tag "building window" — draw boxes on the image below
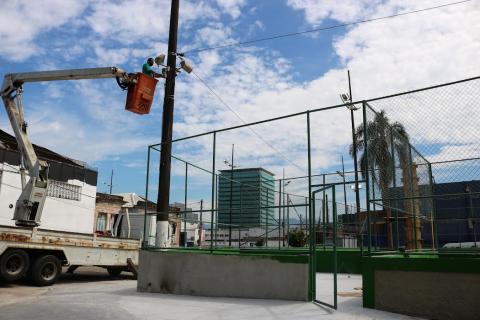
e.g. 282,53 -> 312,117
47,180 -> 82,201
96,212 -> 107,231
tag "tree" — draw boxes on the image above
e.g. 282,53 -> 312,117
288,229 -> 307,247
255,238 -> 265,247
350,110 -> 411,249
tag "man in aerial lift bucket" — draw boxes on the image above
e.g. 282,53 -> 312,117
142,58 -> 163,78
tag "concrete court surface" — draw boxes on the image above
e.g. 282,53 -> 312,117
0,270 -> 423,320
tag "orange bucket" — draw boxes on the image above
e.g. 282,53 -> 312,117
125,73 -> 159,115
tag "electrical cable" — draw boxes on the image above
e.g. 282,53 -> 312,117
191,70 -> 307,174
181,0 -> 473,55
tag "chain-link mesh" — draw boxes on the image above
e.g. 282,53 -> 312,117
142,76 -> 480,255
364,78 -> 480,252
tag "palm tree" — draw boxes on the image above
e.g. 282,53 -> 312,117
350,110 -> 410,249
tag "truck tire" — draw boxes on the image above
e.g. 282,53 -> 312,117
0,249 -> 30,282
30,255 -> 61,286
107,267 -> 122,277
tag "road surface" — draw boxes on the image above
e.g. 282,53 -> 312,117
0,270 -> 421,320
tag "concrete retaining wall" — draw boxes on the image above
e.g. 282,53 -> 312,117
375,270 -> 480,320
138,250 -> 309,301
362,255 -> 480,320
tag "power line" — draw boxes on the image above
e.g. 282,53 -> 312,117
191,70 -> 306,173
181,0 -> 472,55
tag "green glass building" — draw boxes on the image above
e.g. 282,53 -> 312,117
218,168 -> 275,228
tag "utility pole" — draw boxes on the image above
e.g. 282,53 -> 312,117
109,169 -> 113,195
156,0 -> 179,247
104,169 -> 114,194
348,70 -> 362,249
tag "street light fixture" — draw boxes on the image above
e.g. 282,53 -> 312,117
153,52 -> 193,77
339,93 -> 359,111
179,60 -> 193,74
154,54 -> 166,66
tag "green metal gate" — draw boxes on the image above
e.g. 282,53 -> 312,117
309,184 -> 338,309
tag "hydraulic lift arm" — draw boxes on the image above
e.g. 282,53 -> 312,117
0,67 -> 134,227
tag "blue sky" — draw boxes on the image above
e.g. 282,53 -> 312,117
0,0 -> 479,209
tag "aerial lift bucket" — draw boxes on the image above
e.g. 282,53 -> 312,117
125,73 -> 158,115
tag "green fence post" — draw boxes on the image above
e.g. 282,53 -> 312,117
240,183 -> 243,248
408,145 -> 417,250
326,194 -> 329,245
390,127 -> 400,250
266,188 -> 269,248
278,179 -> 282,249
332,186 -> 338,309
362,102 -> 372,255
184,162 -> 188,248
372,183 -> 377,250
323,174 -> 327,248
210,132 -> 216,253
428,163 -> 438,250
307,110 -> 315,301
215,175 -> 218,247
286,194 -> 290,248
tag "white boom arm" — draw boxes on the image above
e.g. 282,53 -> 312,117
1,67 -> 133,227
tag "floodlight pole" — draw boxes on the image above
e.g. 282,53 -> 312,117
348,71 -> 361,216
156,0 -> 179,247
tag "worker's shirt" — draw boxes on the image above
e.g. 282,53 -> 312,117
142,63 -> 154,77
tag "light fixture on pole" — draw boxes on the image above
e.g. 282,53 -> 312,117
153,53 -> 193,79
339,93 -> 359,111
179,59 -> 193,74
154,54 -> 166,66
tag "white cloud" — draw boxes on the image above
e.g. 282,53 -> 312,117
247,20 -> 265,36
195,23 -> 234,47
0,0 -> 88,60
0,0 -> 222,61
93,46 -> 131,65
287,0 -> 381,25
86,0 -> 220,43
86,0 -> 170,43
196,50 -> 223,76
216,0 -> 247,19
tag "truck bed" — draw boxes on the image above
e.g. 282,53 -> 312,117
0,225 -> 140,266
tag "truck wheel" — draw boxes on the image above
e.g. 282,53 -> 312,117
30,255 -> 61,286
107,267 -> 122,277
0,249 -> 30,282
